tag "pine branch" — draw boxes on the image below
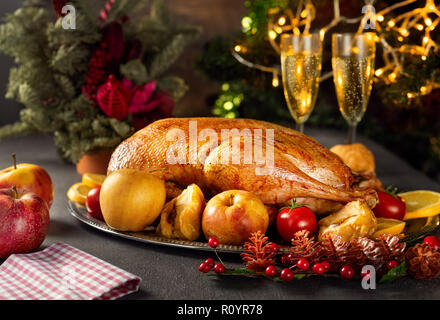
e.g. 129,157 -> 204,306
148,32 -> 198,79
50,44 -> 91,76
120,59 -> 148,85
150,0 -> 171,25
53,74 -> 77,99
0,122 -> 36,140
157,76 -> 188,101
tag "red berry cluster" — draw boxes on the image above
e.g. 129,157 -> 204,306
198,236 -> 409,282
263,257 -> 333,282
198,259 -> 226,274
82,42 -> 110,103
198,237 -> 227,275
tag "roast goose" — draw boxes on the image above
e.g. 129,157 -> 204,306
107,118 -> 377,211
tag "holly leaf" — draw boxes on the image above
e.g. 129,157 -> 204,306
293,273 -> 309,280
203,268 -> 256,277
379,261 -> 408,283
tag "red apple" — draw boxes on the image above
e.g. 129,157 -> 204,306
0,154 -> 54,207
0,187 -> 50,258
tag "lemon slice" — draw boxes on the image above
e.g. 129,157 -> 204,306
399,190 -> 440,220
82,173 -> 106,188
67,183 -> 91,205
372,218 -> 406,238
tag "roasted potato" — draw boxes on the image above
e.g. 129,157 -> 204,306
330,143 -> 375,173
318,200 -> 377,242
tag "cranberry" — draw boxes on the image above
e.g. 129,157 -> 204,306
423,236 -> 440,251
198,262 -> 211,273
296,258 -> 309,271
312,263 -> 325,275
213,263 -> 226,274
321,261 -> 330,272
269,243 -> 279,253
265,265 -> 277,277
281,254 -> 288,264
204,258 -> 215,267
280,268 -> 294,282
387,260 -> 399,270
340,265 -> 354,279
208,237 -> 219,248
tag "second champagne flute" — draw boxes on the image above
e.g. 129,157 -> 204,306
332,32 -> 376,144
281,33 -> 323,133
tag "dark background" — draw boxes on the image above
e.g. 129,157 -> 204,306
0,0 -> 246,125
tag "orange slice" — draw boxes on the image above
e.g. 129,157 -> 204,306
372,218 -> 406,238
82,173 -> 106,188
399,190 -> 440,220
67,183 -> 91,205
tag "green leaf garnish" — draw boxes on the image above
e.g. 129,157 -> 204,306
379,261 -> 408,283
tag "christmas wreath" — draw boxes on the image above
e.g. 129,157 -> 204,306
0,0 -> 201,163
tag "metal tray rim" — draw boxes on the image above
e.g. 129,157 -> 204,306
68,200 -> 439,253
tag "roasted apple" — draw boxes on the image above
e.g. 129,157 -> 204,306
202,190 -> 269,245
318,200 -> 377,242
157,184 -> 205,241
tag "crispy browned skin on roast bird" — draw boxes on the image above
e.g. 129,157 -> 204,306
107,118 -> 377,207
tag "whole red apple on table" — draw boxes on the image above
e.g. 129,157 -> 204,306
0,187 -> 50,259
0,154 -> 54,207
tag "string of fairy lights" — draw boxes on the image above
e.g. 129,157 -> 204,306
231,0 -> 440,103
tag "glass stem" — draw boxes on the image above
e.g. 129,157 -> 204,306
347,123 -> 357,144
296,122 -> 305,133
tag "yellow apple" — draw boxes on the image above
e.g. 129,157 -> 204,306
100,169 -> 166,231
202,190 -> 269,245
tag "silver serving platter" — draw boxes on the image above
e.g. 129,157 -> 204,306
68,200 -> 291,253
68,200 -> 439,252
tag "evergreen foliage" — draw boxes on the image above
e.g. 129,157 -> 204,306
0,0 -> 201,163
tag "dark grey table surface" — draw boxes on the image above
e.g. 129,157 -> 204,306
1,128 -> 439,300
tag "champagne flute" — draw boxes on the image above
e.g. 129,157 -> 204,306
280,33 -> 323,133
332,32 -> 376,144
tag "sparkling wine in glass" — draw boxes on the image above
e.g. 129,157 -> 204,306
281,33 -> 323,133
332,32 -> 376,143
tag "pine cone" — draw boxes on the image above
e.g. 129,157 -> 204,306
356,237 -> 385,269
340,239 -> 369,271
241,231 -> 276,272
376,234 -> 406,262
319,235 -> 349,271
288,230 -> 321,265
406,243 -> 440,280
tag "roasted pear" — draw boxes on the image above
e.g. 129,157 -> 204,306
157,184 -> 205,241
318,200 -> 377,242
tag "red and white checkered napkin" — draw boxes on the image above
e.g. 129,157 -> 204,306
0,242 -> 141,300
